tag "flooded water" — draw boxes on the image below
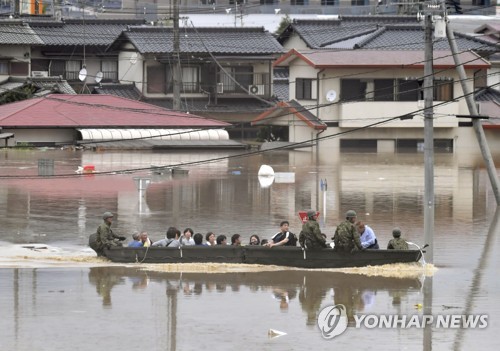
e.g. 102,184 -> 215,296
0,148 -> 499,350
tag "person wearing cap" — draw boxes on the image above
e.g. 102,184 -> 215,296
298,210 -> 327,249
95,212 -> 126,256
387,228 -> 409,250
333,210 -> 363,252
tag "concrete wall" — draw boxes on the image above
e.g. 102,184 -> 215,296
1,129 -> 75,146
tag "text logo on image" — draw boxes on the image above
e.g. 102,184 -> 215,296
317,304 -> 348,339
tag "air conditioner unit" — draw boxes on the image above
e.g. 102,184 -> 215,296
248,84 -> 265,95
216,83 -> 224,94
32,71 -> 49,78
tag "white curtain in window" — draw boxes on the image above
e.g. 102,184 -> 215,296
66,60 -> 80,72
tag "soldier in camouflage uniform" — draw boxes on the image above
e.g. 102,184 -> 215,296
299,210 -> 327,249
333,210 -> 363,252
93,212 -> 126,256
387,227 -> 409,250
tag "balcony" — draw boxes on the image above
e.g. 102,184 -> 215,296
339,101 -> 460,128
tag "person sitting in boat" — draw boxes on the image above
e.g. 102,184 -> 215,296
139,231 -> 153,247
267,221 -> 297,247
231,234 -> 242,246
205,232 -> 216,246
216,235 -> 227,245
299,210 -> 327,249
387,227 -> 409,250
261,239 -> 269,246
180,228 -> 195,246
193,233 -> 204,246
249,234 -> 260,245
128,232 -> 142,247
94,212 -> 126,256
332,210 -> 363,253
355,221 -> 380,249
152,226 -> 181,248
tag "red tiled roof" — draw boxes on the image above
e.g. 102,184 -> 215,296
274,49 -> 490,69
0,94 -> 230,128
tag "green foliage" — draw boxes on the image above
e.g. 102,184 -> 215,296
256,126 -> 288,142
274,15 -> 292,36
0,84 -> 37,106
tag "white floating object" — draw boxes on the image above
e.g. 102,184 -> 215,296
268,329 -> 287,338
258,164 -> 274,177
75,166 -> 83,174
258,175 -> 274,188
274,172 -> 295,183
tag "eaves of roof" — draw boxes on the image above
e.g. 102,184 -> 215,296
252,100 -> 326,130
274,49 -> 490,69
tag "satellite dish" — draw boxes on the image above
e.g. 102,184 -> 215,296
130,53 -> 138,65
326,90 -> 337,102
95,71 -> 103,83
78,67 -> 87,82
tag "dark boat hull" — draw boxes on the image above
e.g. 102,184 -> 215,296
102,246 -> 422,268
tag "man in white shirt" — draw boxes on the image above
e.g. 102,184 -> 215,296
355,221 -> 379,249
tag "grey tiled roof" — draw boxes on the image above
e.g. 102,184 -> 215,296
0,76 -> 75,96
279,16 -> 419,49
30,77 -> 76,95
357,25 -> 498,52
115,27 -> 284,55
475,87 -> 500,103
93,83 -> 142,100
29,19 -> 145,46
0,23 -> 43,45
273,81 -> 289,102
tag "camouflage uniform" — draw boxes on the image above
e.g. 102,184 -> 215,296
95,222 -> 122,255
387,237 -> 409,250
299,219 -> 327,249
333,220 -> 363,252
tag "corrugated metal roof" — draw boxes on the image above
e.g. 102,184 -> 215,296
114,26 -> 284,55
0,94 -> 231,128
252,100 -> 326,130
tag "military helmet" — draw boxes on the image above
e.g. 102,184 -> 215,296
307,209 -> 317,218
392,227 -> 402,237
345,210 -> 357,218
102,211 -> 114,220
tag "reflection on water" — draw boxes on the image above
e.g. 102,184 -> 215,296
1,149 -> 500,349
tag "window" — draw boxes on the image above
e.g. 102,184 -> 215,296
260,0 -> 277,3
296,78 -> 316,100
291,0 -> 307,5
218,66 -> 253,93
396,79 -> 420,101
433,80 -> 453,101
181,66 -> 199,93
321,0 -> 336,4
0,61 -> 8,74
351,0 -> 366,5
341,79 -> 366,101
341,78 -> 453,102
65,60 -> 81,80
10,62 -> 29,76
147,65 -> 166,94
101,60 -> 118,81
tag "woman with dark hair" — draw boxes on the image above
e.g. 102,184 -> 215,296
180,227 -> 195,246
249,234 -> 260,245
216,235 -> 227,245
205,232 -> 216,246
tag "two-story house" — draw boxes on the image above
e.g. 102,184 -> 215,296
105,25 -> 284,138
252,17 -> 498,154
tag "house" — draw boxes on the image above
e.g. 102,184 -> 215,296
0,94 -> 237,148
252,17 -> 499,153
105,25 -> 284,139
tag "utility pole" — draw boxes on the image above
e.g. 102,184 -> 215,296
423,5 -> 435,264
172,0 -> 181,111
444,15 -> 500,205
